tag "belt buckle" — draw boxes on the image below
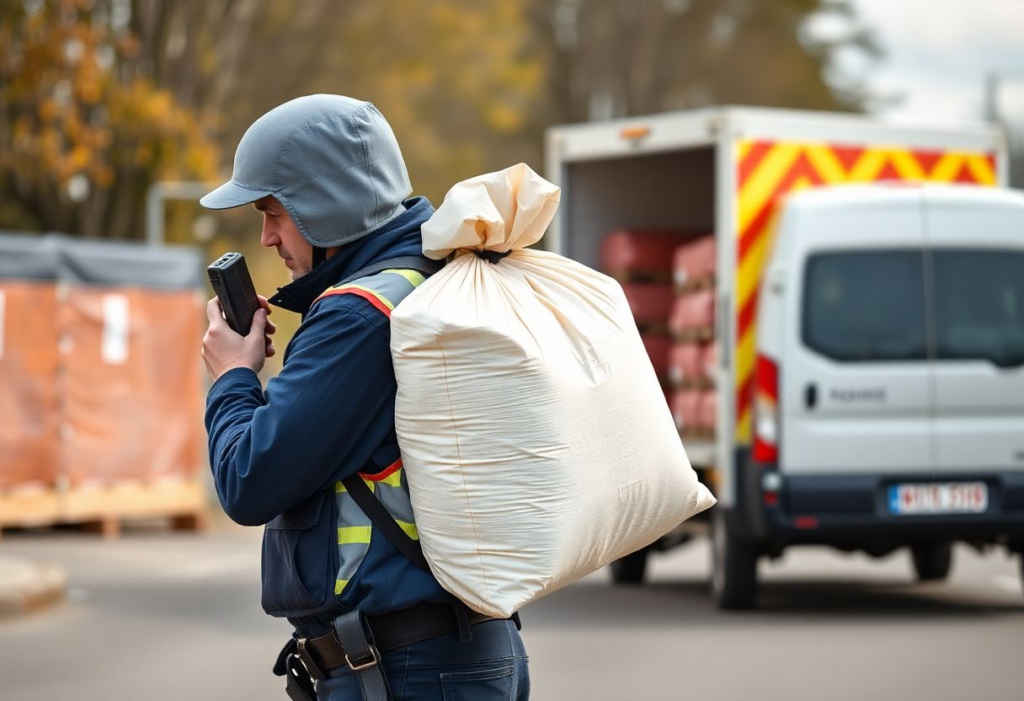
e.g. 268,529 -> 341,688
295,638 -> 328,681
345,644 -> 380,672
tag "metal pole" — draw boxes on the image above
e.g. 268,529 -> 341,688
984,72 -> 1001,124
145,181 -> 219,247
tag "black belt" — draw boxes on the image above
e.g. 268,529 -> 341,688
274,602 -> 520,701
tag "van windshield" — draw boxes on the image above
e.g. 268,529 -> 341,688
933,250 -> 1024,368
803,251 -> 927,362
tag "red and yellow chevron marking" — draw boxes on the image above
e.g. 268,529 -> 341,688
734,140 -> 998,444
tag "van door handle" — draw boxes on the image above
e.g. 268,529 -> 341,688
805,383 -> 818,410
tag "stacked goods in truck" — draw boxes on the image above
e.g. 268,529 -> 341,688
601,231 -> 683,396
669,341 -> 717,389
673,236 -> 716,291
668,342 -> 703,386
641,333 -> 672,385
670,390 -> 702,434
702,342 -> 718,380
668,235 -> 718,438
621,282 -> 674,329
669,289 -> 715,340
600,230 -> 680,283
697,391 -> 717,437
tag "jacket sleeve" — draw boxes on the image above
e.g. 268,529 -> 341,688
205,305 -> 396,526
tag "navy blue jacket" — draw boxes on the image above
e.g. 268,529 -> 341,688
206,197 -> 450,636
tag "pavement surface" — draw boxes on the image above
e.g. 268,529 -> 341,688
0,517 -> 1022,701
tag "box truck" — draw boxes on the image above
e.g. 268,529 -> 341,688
545,107 -> 1024,608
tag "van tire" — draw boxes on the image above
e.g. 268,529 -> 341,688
711,510 -> 759,609
610,549 -> 648,584
1019,553 -> 1023,596
911,542 -> 953,581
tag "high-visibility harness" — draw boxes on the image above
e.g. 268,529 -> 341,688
314,268 -> 428,597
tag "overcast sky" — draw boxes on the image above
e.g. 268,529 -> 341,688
844,0 -> 1024,127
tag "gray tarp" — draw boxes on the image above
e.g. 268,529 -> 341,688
0,233 -> 203,289
0,234 -> 62,281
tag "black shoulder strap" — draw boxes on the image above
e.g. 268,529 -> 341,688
341,473 -> 431,573
337,255 -> 444,287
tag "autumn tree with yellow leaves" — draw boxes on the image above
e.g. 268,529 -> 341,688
0,0 -> 218,238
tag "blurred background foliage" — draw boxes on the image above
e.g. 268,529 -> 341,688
0,0 -> 880,239
0,0 -> 880,371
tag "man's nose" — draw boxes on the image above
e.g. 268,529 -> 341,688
260,220 -> 278,248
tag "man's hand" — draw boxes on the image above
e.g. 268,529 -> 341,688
203,295 -> 277,382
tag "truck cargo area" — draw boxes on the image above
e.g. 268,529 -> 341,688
557,147 -> 720,469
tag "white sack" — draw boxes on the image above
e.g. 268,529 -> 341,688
392,163 -> 716,618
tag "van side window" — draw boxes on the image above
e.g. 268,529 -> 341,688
802,251 -> 927,362
933,250 -> 1024,368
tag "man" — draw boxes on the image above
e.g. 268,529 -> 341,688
200,95 -> 529,701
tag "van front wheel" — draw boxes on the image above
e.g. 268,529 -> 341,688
911,542 -> 953,581
1019,553 -> 1023,596
711,509 -> 759,610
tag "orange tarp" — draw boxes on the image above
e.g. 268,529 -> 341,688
0,282 -> 60,489
61,288 -> 204,486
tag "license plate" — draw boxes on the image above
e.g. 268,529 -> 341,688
888,482 -> 988,515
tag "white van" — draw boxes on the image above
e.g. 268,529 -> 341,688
545,107 -> 1024,608
723,184 -> 1024,606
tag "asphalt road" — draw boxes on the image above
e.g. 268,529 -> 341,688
1,518 -> 1022,701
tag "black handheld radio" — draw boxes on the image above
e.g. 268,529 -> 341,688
207,252 -> 260,335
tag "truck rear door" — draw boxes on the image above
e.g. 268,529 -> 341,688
781,195 -> 933,475
925,191 -> 1024,473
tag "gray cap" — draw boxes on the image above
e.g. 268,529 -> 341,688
200,94 -> 412,248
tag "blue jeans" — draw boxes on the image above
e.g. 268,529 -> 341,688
316,619 -> 529,700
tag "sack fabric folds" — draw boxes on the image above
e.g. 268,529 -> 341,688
391,163 -> 716,618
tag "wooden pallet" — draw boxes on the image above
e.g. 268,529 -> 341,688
670,377 -> 716,391
675,274 -> 716,295
673,325 -> 715,342
0,486 -> 61,535
607,269 -> 673,285
636,321 -> 670,336
0,478 -> 208,539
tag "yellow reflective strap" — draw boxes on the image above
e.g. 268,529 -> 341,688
338,526 -> 372,545
378,470 -> 403,488
335,579 -> 349,596
337,479 -> 375,493
382,269 -> 426,288
345,283 -> 395,310
395,520 -> 418,540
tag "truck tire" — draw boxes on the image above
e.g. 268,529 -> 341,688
610,549 -> 648,584
911,542 -> 953,581
711,509 -> 759,610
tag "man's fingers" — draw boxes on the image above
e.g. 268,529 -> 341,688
206,297 -> 225,325
265,319 -> 277,335
257,295 -> 272,314
247,308 -> 269,338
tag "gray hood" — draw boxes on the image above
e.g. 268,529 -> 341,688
201,95 -> 412,248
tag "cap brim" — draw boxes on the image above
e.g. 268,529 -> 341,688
199,180 -> 273,210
